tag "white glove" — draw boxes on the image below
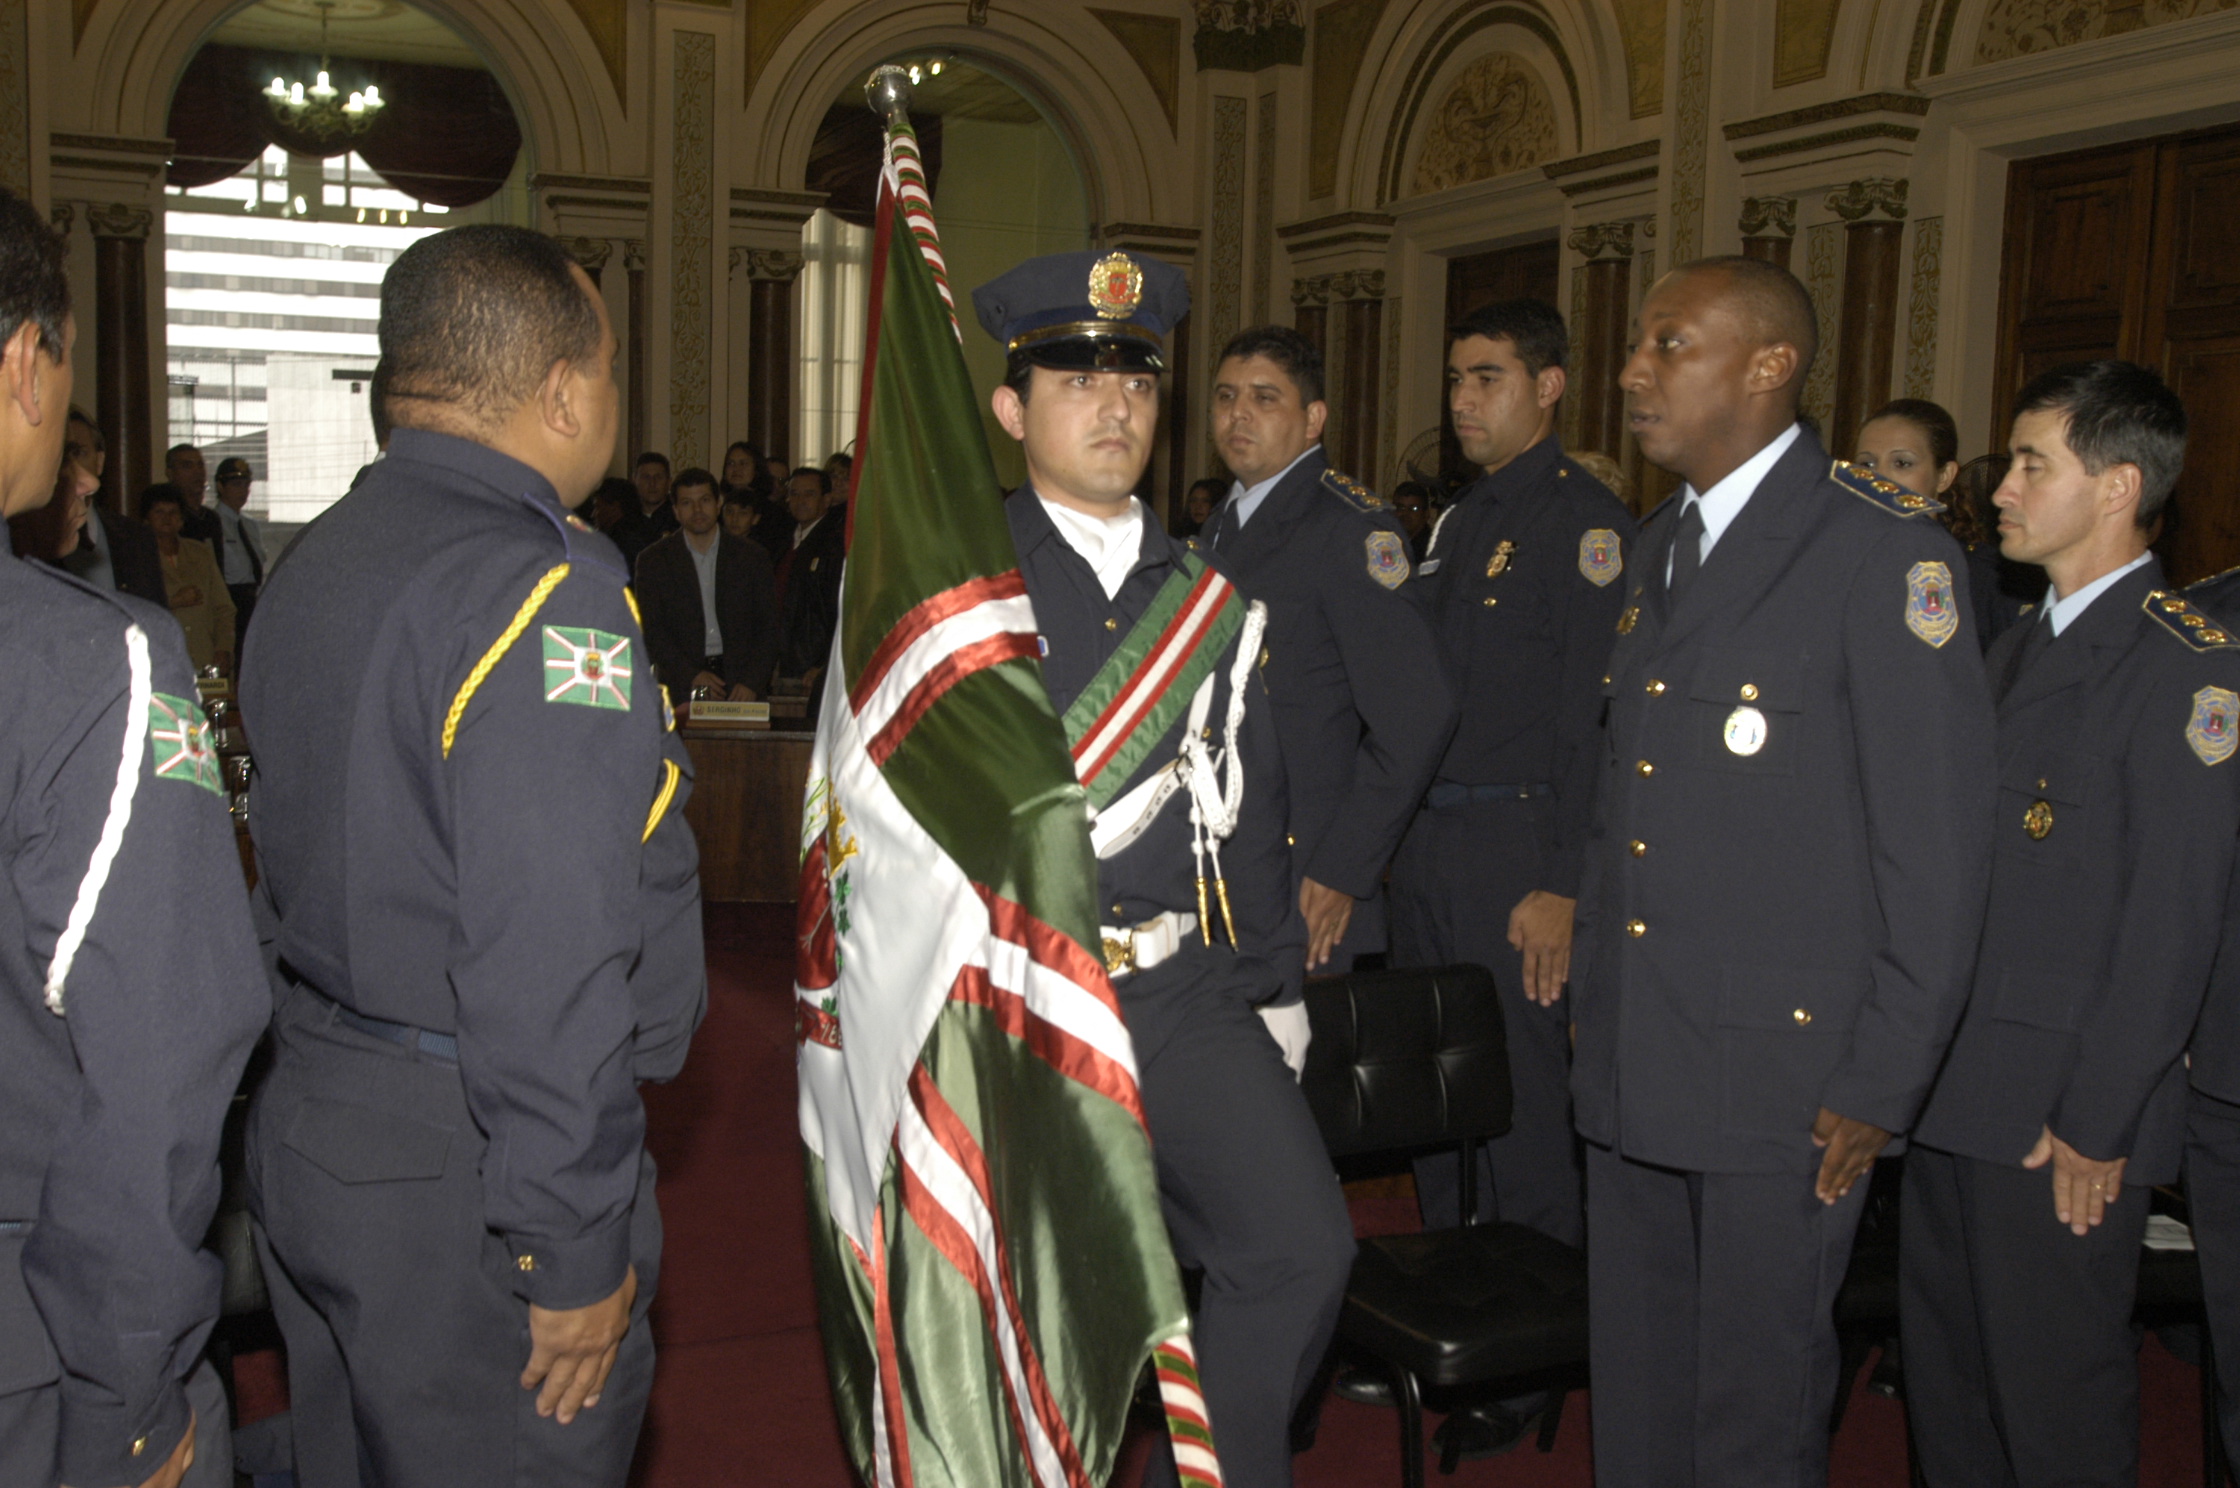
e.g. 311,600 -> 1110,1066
1258,1001 -> 1311,1081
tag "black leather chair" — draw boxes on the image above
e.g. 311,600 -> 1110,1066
1299,964 -> 1590,1487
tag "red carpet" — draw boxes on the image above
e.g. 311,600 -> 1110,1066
612,903 -> 2217,1486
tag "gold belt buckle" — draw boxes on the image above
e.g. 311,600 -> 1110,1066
1102,931 -> 1137,975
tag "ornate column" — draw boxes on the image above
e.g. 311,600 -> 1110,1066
1566,220 -> 1636,461
1826,178 -> 1908,459
88,202 -> 153,516
1291,274 -> 1330,360
745,250 -> 803,463
1330,271 -> 1385,483
1739,197 -> 1797,270
558,236 -> 614,277
622,240 -> 648,462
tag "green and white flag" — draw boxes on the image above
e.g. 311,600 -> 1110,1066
795,96 -> 1220,1488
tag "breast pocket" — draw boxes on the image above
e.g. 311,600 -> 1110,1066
1689,649 -> 1807,776
1995,753 -> 2094,867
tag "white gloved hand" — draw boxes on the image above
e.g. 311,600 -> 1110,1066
1258,1001 -> 1311,1081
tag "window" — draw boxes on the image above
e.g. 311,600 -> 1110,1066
796,208 -> 872,469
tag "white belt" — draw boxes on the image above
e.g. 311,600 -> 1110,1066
1099,911 -> 1198,979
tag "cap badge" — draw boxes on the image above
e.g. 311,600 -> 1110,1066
1089,252 -> 1144,320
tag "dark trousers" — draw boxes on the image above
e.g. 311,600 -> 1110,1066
1126,950 -> 1356,1488
2190,1093 -> 2240,1470
1900,1145 -> 2149,1488
230,583 -> 257,661
1584,1140 -> 1867,1488
1389,795 -> 1580,1243
0,1356 -> 232,1488
247,989 -> 660,1488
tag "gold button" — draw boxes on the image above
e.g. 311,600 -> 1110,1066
2038,778 -> 2048,790
1626,919 -> 1646,938
1602,675 -> 1612,686
1483,597 -> 1498,607
131,1436 -> 148,1457
1112,904 -> 1124,917
1286,834 -> 1296,846
1629,840 -> 1647,857
1637,760 -> 1654,777
1104,618 -> 1118,632
1793,1009 -> 1813,1026
1740,683 -> 1759,701
516,1254 -> 537,1273
1647,679 -> 1666,696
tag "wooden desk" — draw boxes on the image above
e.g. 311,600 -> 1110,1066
681,728 -> 814,903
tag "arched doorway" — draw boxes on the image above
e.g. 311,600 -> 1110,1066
796,55 -> 1090,491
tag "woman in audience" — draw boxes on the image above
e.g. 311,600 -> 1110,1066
141,482 -> 234,674
1855,398 -> 2022,649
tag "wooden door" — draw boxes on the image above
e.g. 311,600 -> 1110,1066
1994,122 -> 2240,581
1436,239 -> 1560,484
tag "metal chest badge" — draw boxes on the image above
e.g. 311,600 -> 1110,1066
1088,252 -> 1144,320
1486,540 -> 1515,577
1723,705 -> 1768,756
2023,799 -> 2055,839
2190,685 -> 2240,766
1365,530 -> 1410,589
1905,560 -> 1959,649
1578,529 -> 1622,587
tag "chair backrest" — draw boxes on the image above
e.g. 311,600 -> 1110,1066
1299,963 -> 1513,1160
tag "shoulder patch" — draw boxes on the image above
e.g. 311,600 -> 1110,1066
2145,590 -> 2240,651
2193,687 -> 2240,766
1321,467 -> 1388,513
1365,530 -> 1410,589
1905,560 -> 1959,649
1578,528 -> 1623,587
543,625 -> 635,710
1830,459 -> 1943,518
147,692 -> 226,794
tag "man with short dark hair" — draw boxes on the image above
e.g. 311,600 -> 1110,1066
0,181 -> 265,1488
1204,324 -> 1453,991
607,452 -> 675,571
1574,257 -> 1995,1483
975,249 -> 1352,1488
57,407 -> 165,606
775,463 -> 845,707
1903,360 -> 2238,1488
242,222 -> 706,1488
208,457 -> 264,657
634,466 -> 778,707
163,443 -> 220,548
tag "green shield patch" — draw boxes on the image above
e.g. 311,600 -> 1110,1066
542,626 -> 634,711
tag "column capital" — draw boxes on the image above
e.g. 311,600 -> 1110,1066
1567,220 -> 1636,263
84,202 -> 153,241
1738,196 -> 1797,239
1325,269 -> 1385,302
558,235 -> 613,274
622,239 -> 648,273
50,204 -> 74,237
1291,273 -> 1331,308
1826,177 -> 1908,224
746,249 -> 804,283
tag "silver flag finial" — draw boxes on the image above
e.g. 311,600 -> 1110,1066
866,65 -> 913,126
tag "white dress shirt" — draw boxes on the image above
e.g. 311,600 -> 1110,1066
1040,494 -> 1145,600
1225,445 -> 1319,532
2042,552 -> 2154,636
687,531 -> 723,655
214,501 -> 265,587
1667,422 -> 1805,579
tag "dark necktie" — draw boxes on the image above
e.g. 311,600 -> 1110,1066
2001,609 -> 2055,702
1665,500 -> 1706,608
1211,500 -> 1240,552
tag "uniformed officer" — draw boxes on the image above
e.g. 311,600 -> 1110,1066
1203,324 -> 1454,983
1572,257 -> 1995,1484
0,185 -> 264,1488
1390,299 -> 1635,1249
241,225 -> 706,1487
2183,560 -> 2240,1471
1904,362 -> 2239,1488
974,250 -> 1355,1488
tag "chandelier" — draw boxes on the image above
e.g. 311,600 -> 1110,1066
263,1 -> 383,143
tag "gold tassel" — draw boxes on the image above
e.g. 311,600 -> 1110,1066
1214,877 -> 1239,947
1195,876 -> 1213,946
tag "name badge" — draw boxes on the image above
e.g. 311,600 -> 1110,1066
1723,705 -> 1768,756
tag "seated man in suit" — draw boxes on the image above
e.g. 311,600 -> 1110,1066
634,465 -> 778,708
775,465 -> 846,707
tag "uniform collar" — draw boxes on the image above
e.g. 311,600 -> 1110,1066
1469,434 -> 1563,507
383,427 -> 568,517
1225,443 -> 1324,530
2042,551 -> 2157,637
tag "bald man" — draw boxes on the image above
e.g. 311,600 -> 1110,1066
1569,257 -> 1995,1484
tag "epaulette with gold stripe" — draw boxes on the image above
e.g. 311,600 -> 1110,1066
1829,459 -> 1943,518
1321,467 -> 1389,513
2145,590 -> 2240,650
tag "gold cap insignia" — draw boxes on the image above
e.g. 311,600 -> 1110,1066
1088,252 -> 1144,320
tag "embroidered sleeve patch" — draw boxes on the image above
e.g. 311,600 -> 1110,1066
1365,530 -> 1410,589
148,692 -> 225,794
1905,561 -> 1959,649
543,626 -> 634,710
1578,529 -> 1622,587
2190,686 -> 2239,765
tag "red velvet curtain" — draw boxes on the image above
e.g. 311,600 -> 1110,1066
166,44 -> 521,208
